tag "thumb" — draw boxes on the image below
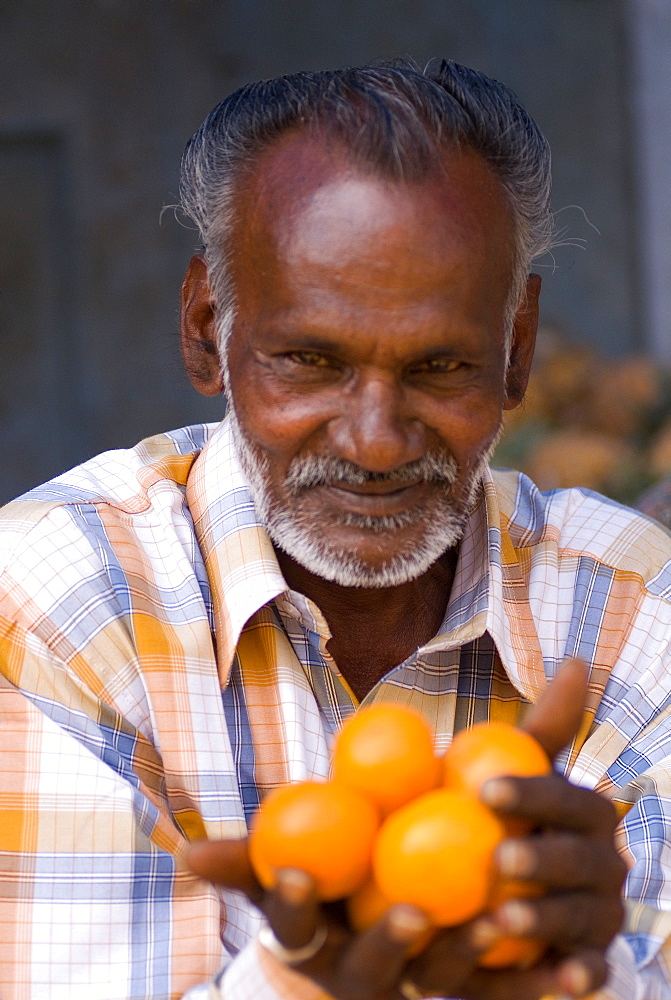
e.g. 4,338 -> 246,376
186,837 -> 264,902
522,657 -> 589,760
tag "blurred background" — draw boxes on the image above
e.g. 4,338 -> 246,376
1,0 -> 670,511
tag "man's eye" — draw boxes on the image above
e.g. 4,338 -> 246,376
286,351 -> 331,367
411,358 -> 462,374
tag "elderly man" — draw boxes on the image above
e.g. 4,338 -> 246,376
0,59 -> 669,1000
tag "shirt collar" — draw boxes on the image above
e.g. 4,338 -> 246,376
480,469 -> 547,702
186,417 -> 544,700
419,469 -> 546,701
186,417 -> 287,685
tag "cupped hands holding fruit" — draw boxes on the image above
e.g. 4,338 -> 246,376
188,659 -> 626,1000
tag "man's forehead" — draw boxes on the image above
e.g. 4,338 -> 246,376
232,128 -> 515,265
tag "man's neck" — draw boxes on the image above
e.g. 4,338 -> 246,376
276,548 -> 458,701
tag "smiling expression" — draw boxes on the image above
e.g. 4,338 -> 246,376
188,130 -> 539,587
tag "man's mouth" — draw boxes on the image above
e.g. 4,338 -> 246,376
313,480 -> 433,518
329,478 -> 424,496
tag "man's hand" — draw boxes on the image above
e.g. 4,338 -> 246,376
187,837 -> 484,999
187,659 -> 627,1000
453,657 -> 625,999
408,773 -> 624,999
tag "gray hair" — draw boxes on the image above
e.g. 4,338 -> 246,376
179,58 -> 553,358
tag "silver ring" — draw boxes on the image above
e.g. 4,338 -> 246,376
398,977 -> 426,1000
258,922 -> 328,966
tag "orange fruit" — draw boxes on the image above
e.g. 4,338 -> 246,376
443,722 -> 551,794
478,879 -> 545,969
332,704 -> 440,815
249,781 -> 379,900
442,722 -> 550,833
373,788 -> 505,926
347,878 -> 436,955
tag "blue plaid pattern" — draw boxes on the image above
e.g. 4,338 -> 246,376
0,417 -> 670,999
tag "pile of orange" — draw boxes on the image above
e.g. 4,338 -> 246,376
249,704 -> 551,969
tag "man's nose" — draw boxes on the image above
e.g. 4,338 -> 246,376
328,375 -> 425,473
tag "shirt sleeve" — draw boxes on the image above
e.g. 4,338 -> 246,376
0,519 -> 316,1000
608,758 -> 671,997
0,629 -> 274,1000
216,939 -> 328,1000
588,934 -> 661,1000
0,490 -> 265,998
0,648 -> 332,1000
213,933 -> 660,1000
0,657 -> 328,1000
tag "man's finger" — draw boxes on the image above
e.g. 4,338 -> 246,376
335,905 -> 435,999
556,948 -> 610,998
482,772 -> 619,837
186,838 -> 264,903
494,888 -> 623,950
495,830 -> 627,895
522,657 -> 588,760
264,868 -> 322,951
463,950 -> 605,1000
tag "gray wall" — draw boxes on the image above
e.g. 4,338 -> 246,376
0,0 -> 640,502
626,0 -> 671,362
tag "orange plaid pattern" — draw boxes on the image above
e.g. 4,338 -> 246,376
0,417 -> 670,998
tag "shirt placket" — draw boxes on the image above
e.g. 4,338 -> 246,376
274,592 -> 358,740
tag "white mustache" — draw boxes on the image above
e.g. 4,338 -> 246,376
284,452 -> 459,494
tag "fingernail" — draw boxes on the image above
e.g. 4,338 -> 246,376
496,840 -> 535,878
276,868 -> 313,905
481,777 -> 518,809
498,900 -> 535,935
387,904 -> 431,943
469,918 -> 501,951
559,959 -> 591,996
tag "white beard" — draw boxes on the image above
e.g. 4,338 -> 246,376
228,403 -> 499,589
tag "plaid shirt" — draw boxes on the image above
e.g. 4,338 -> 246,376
1,416 -> 671,1000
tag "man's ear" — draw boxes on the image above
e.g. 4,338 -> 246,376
503,273 -> 541,409
180,254 -> 225,396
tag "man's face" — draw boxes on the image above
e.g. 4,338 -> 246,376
222,133 -> 535,588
